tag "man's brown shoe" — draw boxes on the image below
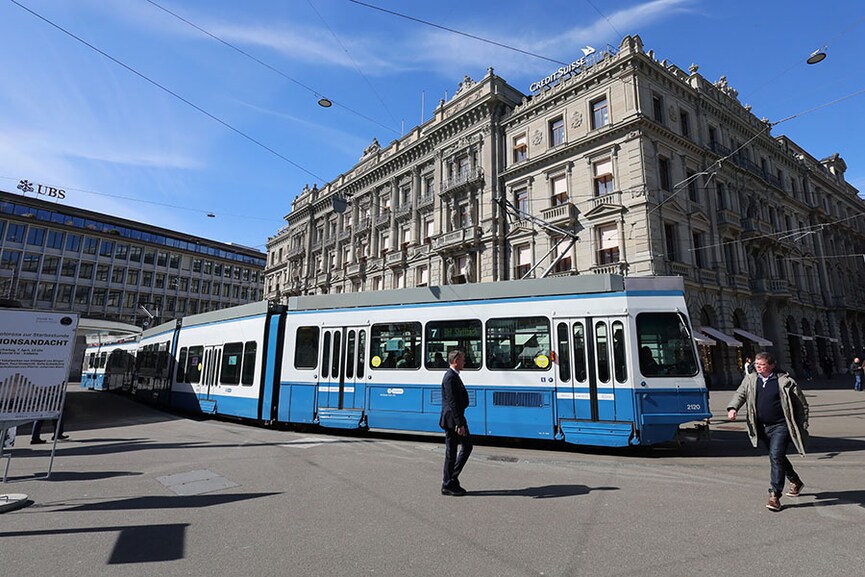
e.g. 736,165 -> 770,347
766,495 -> 782,511
786,480 -> 804,497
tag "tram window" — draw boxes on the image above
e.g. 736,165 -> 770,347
241,341 -> 256,385
98,352 -> 107,368
636,313 -> 699,377
176,347 -> 188,382
486,317 -> 551,371
186,345 -> 203,383
346,331 -> 356,379
322,332 -> 331,378
612,321 -> 627,383
595,321 -> 610,383
331,331 -> 341,377
357,330 -> 366,378
87,352 -> 96,369
294,326 -> 319,369
370,323 -> 421,369
556,323 -> 571,381
220,342 -> 243,385
573,322 -> 587,382
426,319 -> 482,370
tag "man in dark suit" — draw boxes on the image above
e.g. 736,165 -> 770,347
439,349 -> 472,496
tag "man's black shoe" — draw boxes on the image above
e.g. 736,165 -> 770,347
31,438 -> 46,445
53,434 -> 69,441
441,486 -> 467,496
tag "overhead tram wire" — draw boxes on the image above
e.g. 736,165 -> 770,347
144,0 -> 399,136
305,0 -> 400,130
584,0 -> 623,39
347,0 -> 568,66
9,0 -> 325,182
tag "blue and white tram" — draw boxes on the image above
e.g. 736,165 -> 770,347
273,274 -> 710,447
81,338 -> 139,391
132,319 -> 180,405
170,301 -> 284,420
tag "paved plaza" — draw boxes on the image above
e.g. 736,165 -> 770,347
2,379 -> 865,577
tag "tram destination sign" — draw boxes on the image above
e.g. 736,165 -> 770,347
528,46 -> 616,93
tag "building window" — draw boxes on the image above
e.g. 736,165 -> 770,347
0,250 -> 20,271
680,110 -> 690,138
716,182 -> 727,210
61,260 -> 76,277
692,231 -> 706,269
550,117 -> 565,147
115,244 -> 129,260
42,256 -> 59,275
514,244 -> 531,278
652,94 -> 664,123
514,187 -> 529,216
512,133 -> 527,162
380,232 -> 390,257
724,240 -> 737,274
157,251 -> 168,267
78,263 -> 94,280
112,267 -> 125,283
593,158 -> 614,196
27,227 -> 45,247
393,270 -> 405,289
550,175 -> 568,206
416,265 -> 429,287
458,202 -> 471,228
129,246 -> 142,262
591,97 -> 609,129
127,270 -> 139,285
664,223 -> 678,261
65,234 -> 81,252
22,253 -> 40,273
83,237 -> 98,255
96,264 -> 110,282
423,218 -> 434,243
597,224 -> 620,265
658,157 -> 671,192
687,170 -> 698,202
46,230 -> 64,250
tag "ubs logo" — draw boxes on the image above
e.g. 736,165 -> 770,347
18,179 -> 66,199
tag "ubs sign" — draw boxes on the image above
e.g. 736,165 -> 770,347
17,179 -> 66,199
528,46 -> 615,93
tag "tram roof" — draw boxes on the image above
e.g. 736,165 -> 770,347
286,275 -> 683,312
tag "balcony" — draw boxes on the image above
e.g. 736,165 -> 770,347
346,262 -> 366,278
440,167 -> 484,195
729,273 -> 750,291
323,236 -> 336,249
374,211 -> 391,228
394,204 -> 413,221
540,203 -> 577,227
716,209 -> 741,231
590,262 -> 626,275
697,269 -> 717,285
417,194 -> 435,209
432,226 -> 481,251
386,250 -> 405,268
669,261 -> 693,279
310,239 -> 322,252
337,229 -> 351,242
287,245 -> 305,259
315,270 -> 331,287
355,218 -> 371,233
749,278 -> 791,299
590,191 -> 622,212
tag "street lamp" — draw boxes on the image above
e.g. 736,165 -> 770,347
807,47 -> 827,64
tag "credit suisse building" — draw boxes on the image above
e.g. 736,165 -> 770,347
266,35 -> 865,387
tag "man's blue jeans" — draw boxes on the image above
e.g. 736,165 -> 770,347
760,422 -> 800,497
855,374 -> 862,391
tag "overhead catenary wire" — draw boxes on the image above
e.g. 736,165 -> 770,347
9,0 -> 326,182
144,0 -> 400,135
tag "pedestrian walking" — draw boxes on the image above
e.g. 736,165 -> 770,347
850,358 -> 863,392
727,352 -> 809,512
439,349 -> 472,496
743,356 -> 754,376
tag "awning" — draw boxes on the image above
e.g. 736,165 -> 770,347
733,328 -> 773,347
788,332 -> 815,342
692,329 -> 717,346
697,326 -> 743,347
815,335 -> 840,343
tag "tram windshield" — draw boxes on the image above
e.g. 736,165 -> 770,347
636,312 -> 699,377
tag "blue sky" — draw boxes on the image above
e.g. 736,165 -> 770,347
1,0 -> 863,251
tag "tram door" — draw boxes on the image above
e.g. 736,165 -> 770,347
318,326 -> 367,410
553,317 -> 625,422
200,345 -> 222,401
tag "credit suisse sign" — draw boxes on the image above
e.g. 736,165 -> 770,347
528,46 -> 615,93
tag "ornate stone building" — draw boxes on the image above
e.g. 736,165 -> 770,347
266,35 -> 865,387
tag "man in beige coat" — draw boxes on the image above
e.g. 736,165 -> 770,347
727,352 -> 809,511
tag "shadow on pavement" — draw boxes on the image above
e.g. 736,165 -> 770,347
0,523 -> 189,564
467,484 -> 618,499
58,492 -> 280,512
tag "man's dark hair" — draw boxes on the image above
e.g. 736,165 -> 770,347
755,352 -> 776,365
